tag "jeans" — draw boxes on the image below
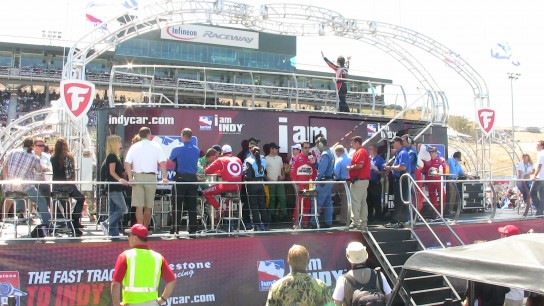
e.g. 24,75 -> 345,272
530,180 -> 544,215
105,191 -> 127,236
517,181 -> 532,203
53,184 -> 85,227
26,186 -> 51,225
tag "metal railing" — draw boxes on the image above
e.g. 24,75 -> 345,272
0,179 -> 351,242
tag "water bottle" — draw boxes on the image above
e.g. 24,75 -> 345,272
7,295 -> 16,306
438,165 -> 443,174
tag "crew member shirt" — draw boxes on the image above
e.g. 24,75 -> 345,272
349,148 -> 370,180
265,155 -> 283,181
447,157 -> 465,180
392,148 -> 410,178
334,153 -> 351,180
125,139 -> 167,174
169,141 -> 199,174
112,245 -> 176,283
370,154 -> 385,182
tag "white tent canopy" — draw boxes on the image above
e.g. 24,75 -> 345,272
402,233 -> 544,294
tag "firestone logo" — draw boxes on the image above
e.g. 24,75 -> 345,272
477,108 -> 495,136
60,80 -> 95,122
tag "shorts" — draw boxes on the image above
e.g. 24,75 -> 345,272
131,173 -> 158,209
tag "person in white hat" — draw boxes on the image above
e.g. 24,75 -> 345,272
332,242 -> 392,305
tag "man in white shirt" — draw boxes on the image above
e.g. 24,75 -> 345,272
265,143 -> 288,221
530,140 -> 544,216
124,127 -> 168,228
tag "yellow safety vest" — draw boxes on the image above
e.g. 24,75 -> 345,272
122,248 -> 163,304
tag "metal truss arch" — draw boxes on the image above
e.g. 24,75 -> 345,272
62,0 -> 491,175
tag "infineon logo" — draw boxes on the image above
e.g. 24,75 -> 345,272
166,26 -> 198,40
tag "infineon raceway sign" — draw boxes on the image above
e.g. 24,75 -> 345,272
161,24 -> 259,49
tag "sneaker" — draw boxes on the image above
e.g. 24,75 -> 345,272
101,223 -> 109,236
74,228 -> 83,237
384,222 -> 396,228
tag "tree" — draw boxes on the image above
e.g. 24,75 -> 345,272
448,115 -> 477,135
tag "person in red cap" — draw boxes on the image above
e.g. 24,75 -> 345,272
498,224 -> 520,237
111,224 -> 176,306
498,224 -> 523,306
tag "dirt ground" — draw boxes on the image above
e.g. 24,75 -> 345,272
449,132 -> 543,177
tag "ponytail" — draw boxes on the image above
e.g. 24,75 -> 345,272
252,147 -> 264,174
254,150 -> 264,174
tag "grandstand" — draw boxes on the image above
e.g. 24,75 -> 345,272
0,24 -> 392,123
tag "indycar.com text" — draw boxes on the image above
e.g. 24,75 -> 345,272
108,115 -> 175,126
166,293 -> 216,304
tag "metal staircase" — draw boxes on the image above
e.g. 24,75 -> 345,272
362,174 -> 465,305
365,229 -> 461,305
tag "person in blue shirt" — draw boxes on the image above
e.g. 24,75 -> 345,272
402,134 -> 418,222
448,151 -> 465,179
311,137 -> 335,228
402,135 -> 418,179
168,128 -> 200,236
368,144 -> 385,222
333,145 -> 351,224
385,136 -> 411,228
243,146 -> 270,231
446,151 -> 465,215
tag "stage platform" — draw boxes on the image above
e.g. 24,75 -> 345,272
0,203 -> 541,243
1,205 -> 542,305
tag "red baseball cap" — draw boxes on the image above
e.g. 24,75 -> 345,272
498,224 -> 519,237
129,224 -> 148,239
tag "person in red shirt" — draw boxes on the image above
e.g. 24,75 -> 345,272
422,147 -> 447,216
347,136 -> 371,231
111,224 -> 176,306
322,51 -> 351,112
202,144 -> 243,210
290,142 -> 317,228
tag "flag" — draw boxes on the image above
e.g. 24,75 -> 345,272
491,42 -> 520,66
85,0 -> 139,30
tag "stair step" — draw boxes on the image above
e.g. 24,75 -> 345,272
404,274 -> 445,291
385,252 -> 416,266
370,228 -> 412,241
379,240 -> 419,254
412,287 -> 454,304
393,266 -> 433,278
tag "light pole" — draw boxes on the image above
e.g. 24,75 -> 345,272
507,72 -> 520,142
508,72 -> 520,177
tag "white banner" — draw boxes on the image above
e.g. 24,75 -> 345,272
161,24 -> 259,49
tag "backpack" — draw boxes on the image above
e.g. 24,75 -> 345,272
344,269 -> 386,306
